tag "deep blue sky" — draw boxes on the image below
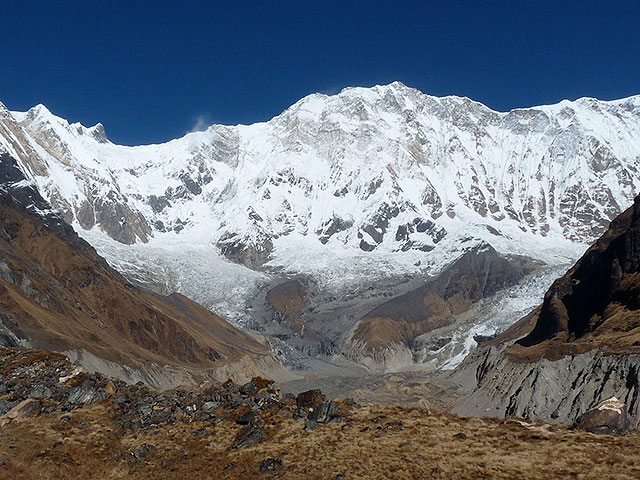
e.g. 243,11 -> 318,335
2,1 -> 639,145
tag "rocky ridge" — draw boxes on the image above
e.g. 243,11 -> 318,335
340,243 -> 538,371
453,194 -> 640,427
3,85 -> 639,256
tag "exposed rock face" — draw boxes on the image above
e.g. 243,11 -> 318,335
511,194 -> 640,358
452,346 -> 640,428
78,191 -> 152,244
216,230 -> 274,269
452,195 -> 640,427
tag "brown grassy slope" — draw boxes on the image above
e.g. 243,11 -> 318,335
2,402 -> 640,479
1,347 -> 637,480
0,192 -> 267,370
506,194 -> 640,361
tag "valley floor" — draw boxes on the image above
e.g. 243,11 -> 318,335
2,401 -> 640,479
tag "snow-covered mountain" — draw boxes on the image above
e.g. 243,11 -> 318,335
1,82 -> 639,371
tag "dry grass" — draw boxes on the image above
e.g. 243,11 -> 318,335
1,401 -> 639,479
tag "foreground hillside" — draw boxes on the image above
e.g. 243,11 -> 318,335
1,347 -> 639,480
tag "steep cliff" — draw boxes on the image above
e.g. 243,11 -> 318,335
340,244 -> 537,371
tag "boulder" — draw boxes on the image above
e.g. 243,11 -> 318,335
232,424 -> 264,449
239,380 -> 258,396
0,400 -> 14,416
296,389 -> 325,409
574,397 -> 629,434
68,384 -> 106,404
305,400 -> 340,429
241,377 -> 275,396
0,398 -> 41,425
104,381 -> 117,395
236,410 -> 261,426
254,390 -> 281,411
260,457 -> 283,473
133,443 -> 156,460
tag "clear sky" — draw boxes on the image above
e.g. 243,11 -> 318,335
2,1 -> 639,145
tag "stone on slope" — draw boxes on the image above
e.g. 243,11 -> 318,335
0,398 -> 41,425
304,400 -> 340,430
232,424 -> 264,449
575,397 -> 629,435
296,389 -> 325,409
259,457 -> 283,473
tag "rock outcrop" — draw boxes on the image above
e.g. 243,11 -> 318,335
0,347 -> 283,438
452,346 -> 640,427
0,398 -> 41,425
293,389 -> 341,430
341,244 -> 537,371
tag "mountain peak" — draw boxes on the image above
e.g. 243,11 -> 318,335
87,122 -> 108,143
27,103 -> 53,117
21,103 -> 62,129
386,80 -> 409,89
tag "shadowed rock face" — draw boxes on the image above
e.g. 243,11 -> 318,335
511,194 -> 640,359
